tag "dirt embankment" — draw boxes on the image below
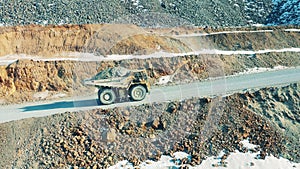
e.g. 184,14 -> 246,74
1,50 -> 300,104
0,24 -> 299,57
0,60 -> 98,104
0,83 -> 298,168
0,24 -> 191,57
207,30 -> 300,51
152,25 -> 300,51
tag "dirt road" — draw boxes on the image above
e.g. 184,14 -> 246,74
0,67 -> 299,123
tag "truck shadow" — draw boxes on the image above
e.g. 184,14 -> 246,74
20,99 -> 99,112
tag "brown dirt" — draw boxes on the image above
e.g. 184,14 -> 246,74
0,60 -> 99,104
0,83 -> 298,168
0,24 -> 299,57
109,34 -> 191,55
0,24 -> 191,57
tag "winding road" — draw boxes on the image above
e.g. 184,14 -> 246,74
0,67 -> 299,123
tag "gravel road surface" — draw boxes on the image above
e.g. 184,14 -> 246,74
0,67 -> 299,123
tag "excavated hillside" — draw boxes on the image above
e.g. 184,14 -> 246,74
1,24 -> 300,57
1,50 -> 300,104
0,83 -> 298,168
0,24 -> 300,104
0,24 -> 192,57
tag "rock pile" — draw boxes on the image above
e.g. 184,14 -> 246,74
2,83 -> 299,168
244,83 -> 300,161
0,0 -> 274,27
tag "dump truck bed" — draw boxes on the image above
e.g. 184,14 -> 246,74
84,76 -> 132,88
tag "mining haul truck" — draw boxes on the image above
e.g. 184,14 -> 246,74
84,67 -> 150,105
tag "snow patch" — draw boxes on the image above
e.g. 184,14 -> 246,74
240,139 -> 258,150
109,150 -> 300,169
173,152 -> 191,160
198,150 -> 300,169
156,75 -> 173,85
251,23 -> 264,27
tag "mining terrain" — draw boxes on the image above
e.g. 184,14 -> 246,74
0,82 -> 299,168
0,0 -> 300,168
0,24 -> 299,104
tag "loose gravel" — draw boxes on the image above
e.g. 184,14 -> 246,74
0,0 -> 274,27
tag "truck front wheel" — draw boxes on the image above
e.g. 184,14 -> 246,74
99,89 -> 116,105
130,85 -> 147,101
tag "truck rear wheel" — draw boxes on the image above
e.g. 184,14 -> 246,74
130,85 -> 147,101
99,89 -> 116,105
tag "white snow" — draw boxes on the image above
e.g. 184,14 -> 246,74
109,140 -> 300,169
173,152 -> 191,160
109,150 -> 300,169
251,24 -> 265,27
156,75 -> 173,85
240,139 -> 258,150
198,150 -> 300,169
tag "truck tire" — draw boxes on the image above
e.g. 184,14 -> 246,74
130,85 -> 147,101
98,89 -> 116,105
